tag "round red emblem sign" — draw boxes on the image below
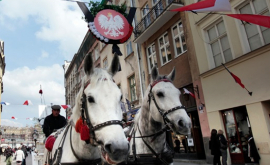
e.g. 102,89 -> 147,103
94,9 -> 130,40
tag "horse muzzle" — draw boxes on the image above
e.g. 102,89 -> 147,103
101,140 -> 129,164
174,117 -> 192,135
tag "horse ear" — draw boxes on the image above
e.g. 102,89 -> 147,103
108,53 -> 120,76
151,66 -> 159,82
84,53 -> 94,75
167,67 -> 175,81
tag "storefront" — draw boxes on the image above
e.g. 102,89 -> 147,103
222,106 -> 253,164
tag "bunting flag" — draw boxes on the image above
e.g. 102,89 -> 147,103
227,14 -> 270,29
23,100 -> 33,105
171,0 -> 231,12
0,102 -> 10,105
171,0 -> 215,12
61,105 -> 71,109
126,99 -> 132,111
183,88 -> 196,99
26,118 -> 34,120
222,63 -> 252,96
11,116 -> 18,120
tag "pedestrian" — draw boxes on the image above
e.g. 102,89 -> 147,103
21,144 -> 28,165
14,147 -> 25,165
218,129 -> 227,165
209,129 -> 221,165
174,137 -> 181,153
4,146 -> 13,165
43,105 -> 67,137
245,134 -> 260,163
0,146 -> 2,155
182,138 -> 187,153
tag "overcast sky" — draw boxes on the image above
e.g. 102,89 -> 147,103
0,0 -> 97,127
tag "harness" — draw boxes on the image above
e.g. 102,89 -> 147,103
127,79 -> 186,165
46,78 -> 123,165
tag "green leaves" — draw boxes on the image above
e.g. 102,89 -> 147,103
88,0 -> 127,17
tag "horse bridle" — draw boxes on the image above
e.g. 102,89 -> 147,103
80,79 -> 123,146
148,79 -> 186,130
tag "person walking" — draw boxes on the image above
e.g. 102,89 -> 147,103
4,146 -> 13,165
21,144 -> 28,165
209,129 -> 221,165
218,130 -> 227,165
14,147 -> 25,165
245,134 -> 260,163
174,137 -> 181,153
43,105 -> 67,137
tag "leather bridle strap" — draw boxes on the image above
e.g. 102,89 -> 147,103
70,126 -> 101,164
137,124 -> 169,165
92,120 -> 123,131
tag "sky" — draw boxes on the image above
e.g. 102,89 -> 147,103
0,0 -> 99,128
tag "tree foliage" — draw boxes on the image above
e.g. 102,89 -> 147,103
88,1 -> 127,17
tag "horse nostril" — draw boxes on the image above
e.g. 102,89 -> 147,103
178,120 -> 184,127
104,143 -> 112,153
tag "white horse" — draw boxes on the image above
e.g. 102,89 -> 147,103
127,66 -> 192,165
43,53 -> 129,165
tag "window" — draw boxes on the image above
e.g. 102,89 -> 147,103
126,40 -> 133,55
239,0 -> 270,51
142,4 -> 151,28
129,75 -> 137,102
159,33 -> 171,65
94,46 -> 99,61
147,43 -> 157,72
153,0 -> 163,18
103,57 -> 108,69
207,21 -> 232,67
172,21 -> 187,57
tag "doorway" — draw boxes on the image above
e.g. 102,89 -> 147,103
222,106 -> 253,164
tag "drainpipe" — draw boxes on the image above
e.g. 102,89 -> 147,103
131,0 -> 144,98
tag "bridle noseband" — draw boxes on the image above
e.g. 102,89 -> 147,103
80,79 -> 123,145
148,79 -> 186,129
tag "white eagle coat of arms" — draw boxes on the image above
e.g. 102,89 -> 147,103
98,13 -> 125,37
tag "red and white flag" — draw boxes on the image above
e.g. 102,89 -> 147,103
171,0 -> 231,12
183,88 -> 196,99
11,116 -> 18,120
23,100 -> 32,105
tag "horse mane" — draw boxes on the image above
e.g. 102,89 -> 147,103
69,68 -> 114,123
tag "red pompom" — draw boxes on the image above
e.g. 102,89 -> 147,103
80,124 -> 90,141
39,89 -> 43,94
45,136 -> 56,152
75,117 -> 83,133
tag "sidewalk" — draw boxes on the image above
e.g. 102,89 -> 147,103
0,155 -> 17,165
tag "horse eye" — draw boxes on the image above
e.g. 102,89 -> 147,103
88,96 -> 95,103
157,92 -> 164,97
120,95 -> 123,101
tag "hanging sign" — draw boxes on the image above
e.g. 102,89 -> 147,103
187,138 -> 194,146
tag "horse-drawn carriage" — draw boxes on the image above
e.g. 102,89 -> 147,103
42,53 -> 191,165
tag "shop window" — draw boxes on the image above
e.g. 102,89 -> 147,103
222,106 -> 254,164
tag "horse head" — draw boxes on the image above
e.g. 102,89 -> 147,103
72,53 -> 128,164
147,66 -> 191,135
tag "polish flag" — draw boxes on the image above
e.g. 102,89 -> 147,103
23,100 -> 32,105
11,116 -> 16,119
61,105 -> 68,109
227,14 -> 270,29
183,88 -> 196,99
171,0 -> 231,12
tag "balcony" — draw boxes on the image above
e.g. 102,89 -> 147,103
134,0 -> 183,44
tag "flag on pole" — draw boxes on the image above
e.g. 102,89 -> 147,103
183,88 -> 196,99
222,63 -> 252,96
227,14 -> 270,29
126,99 -> 132,111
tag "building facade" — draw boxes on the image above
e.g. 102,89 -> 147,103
186,0 -> 270,164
